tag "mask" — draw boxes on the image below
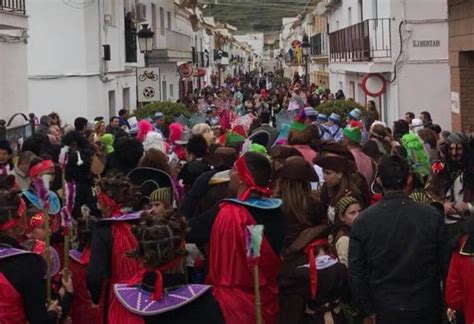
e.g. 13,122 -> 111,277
42,174 -> 52,190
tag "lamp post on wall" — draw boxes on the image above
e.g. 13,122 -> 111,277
137,23 -> 155,67
302,35 -> 310,90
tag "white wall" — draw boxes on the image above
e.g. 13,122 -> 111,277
29,73 -> 137,123
235,33 -> 264,57
156,63 -> 178,101
26,0 -> 138,124
0,38 -> 29,120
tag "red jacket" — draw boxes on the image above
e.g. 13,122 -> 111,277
445,235 -> 474,324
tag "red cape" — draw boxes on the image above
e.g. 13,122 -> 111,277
99,222 -> 143,324
206,202 -> 280,324
69,249 -> 99,324
0,273 -> 27,324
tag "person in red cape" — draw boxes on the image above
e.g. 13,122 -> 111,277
69,216 -> 99,324
114,210 -> 224,324
0,175 -> 62,323
445,226 -> 474,324
205,152 -> 286,324
86,174 -> 143,324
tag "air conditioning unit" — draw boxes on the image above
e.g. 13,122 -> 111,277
136,3 -> 146,22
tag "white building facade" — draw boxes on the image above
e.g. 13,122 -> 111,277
326,0 -> 451,129
0,1 -> 29,121
27,0 -> 142,124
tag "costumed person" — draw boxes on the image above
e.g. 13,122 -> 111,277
86,174 -> 143,324
325,113 -> 343,143
314,154 -> 366,224
192,123 -> 216,146
178,147 -> 238,220
445,220 -> 474,324
362,122 -> 392,161
105,137 -> 144,176
12,151 -> 37,191
148,187 -> 174,217
69,214 -> 99,324
287,116 -> 317,166
277,225 -> 349,324
62,130 -> 99,219
268,145 -> 303,175
0,175 -> 62,323
0,140 -> 13,176
168,122 -> 188,161
177,135 -> 211,192
114,210 -> 225,323
136,119 -> 154,143
21,157 -> 62,249
426,132 -> 474,241
343,123 -> 377,187
204,152 -> 286,324
332,196 -> 362,267
274,156 -> 322,253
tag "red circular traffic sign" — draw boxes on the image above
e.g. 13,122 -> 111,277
361,73 -> 387,97
178,63 -> 194,78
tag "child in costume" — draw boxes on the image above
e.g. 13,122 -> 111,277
114,211 -> 224,324
332,197 -> 362,267
86,174 -> 143,324
278,226 -> 349,324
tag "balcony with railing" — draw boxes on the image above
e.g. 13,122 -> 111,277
1,0 -> 25,14
310,32 -> 328,58
329,19 -> 391,63
150,28 -> 192,63
0,0 -> 27,30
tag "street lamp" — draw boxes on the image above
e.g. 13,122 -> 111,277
302,34 -> 310,90
137,23 -> 155,67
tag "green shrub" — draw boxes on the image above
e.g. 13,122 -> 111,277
134,101 -> 193,134
317,100 -> 366,120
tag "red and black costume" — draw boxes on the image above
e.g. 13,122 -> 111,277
0,235 -> 58,324
86,212 -> 142,324
189,155 -> 286,324
446,234 -> 474,324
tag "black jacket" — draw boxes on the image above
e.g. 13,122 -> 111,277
348,192 -> 446,316
0,236 -> 58,324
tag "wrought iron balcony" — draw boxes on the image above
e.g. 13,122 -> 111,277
1,0 -> 25,14
311,32 -> 328,57
329,18 -> 391,62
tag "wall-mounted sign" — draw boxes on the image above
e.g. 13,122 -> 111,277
178,63 -> 194,78
451,91 -> 460,114
137,67 -> 160,103
361,73 -> 387,97
413,40 -> 440,47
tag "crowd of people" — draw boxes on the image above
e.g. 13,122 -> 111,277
0,74 -> 473,324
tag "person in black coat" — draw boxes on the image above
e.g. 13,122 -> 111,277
349,155 -> 446,324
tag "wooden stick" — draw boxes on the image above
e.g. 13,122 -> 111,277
63,231 -> 70,280
44,212 -> 51,304
253,264 -> 262,324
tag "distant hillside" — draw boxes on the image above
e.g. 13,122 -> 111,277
200,0 -> 310,33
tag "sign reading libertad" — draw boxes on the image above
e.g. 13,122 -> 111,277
413,40 -> 440,47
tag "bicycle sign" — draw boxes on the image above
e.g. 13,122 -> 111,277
137,67 -> 160,103
138,70 -> 159,82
